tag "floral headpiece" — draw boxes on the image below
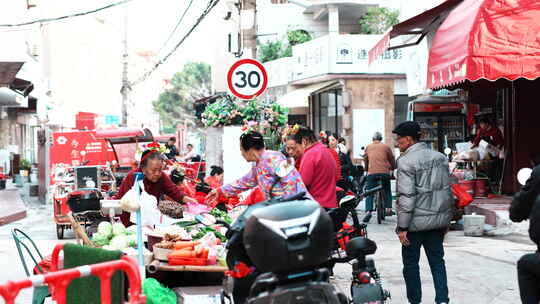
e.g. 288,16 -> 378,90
283,124 -> 300,137
146,141 -> 168,154
140,142 -> 169,163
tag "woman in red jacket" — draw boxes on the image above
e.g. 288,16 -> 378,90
114,148 -> 197,226
204,166 -> 224,189
290,127 -> 337,209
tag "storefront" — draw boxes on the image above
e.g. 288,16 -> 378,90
370,0 -> 540,193
279,76 -> 404,162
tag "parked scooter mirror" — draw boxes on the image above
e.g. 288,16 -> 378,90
517,168 -> 532,186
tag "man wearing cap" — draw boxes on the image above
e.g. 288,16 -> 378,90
393,121 -> 454,304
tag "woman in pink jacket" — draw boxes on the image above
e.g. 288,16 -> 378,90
206,131 -> 309,204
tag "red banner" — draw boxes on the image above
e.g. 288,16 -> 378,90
49,131 -> 116,184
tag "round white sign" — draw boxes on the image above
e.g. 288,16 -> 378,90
227,59 -> 268,100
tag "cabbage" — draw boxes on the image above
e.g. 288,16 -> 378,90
112,223 -> 127,236
91,232 -> 110,247
126,234 -> 138,247
126,225 -> 137,235
102,245 -> 115,251
97,222 -> 113,238
110,235 -> 128,250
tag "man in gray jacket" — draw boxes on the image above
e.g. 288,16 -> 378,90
393,121 -> 454,304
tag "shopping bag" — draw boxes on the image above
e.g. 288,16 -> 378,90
451,183 -> 474,208
130,181 -> 161,226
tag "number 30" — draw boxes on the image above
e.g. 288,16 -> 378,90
235,71 -> 261,88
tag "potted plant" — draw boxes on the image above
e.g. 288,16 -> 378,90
0,167 -> 6,190
19,159 -> 32,183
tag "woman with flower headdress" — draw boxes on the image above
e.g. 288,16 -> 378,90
113,142 -> 198,226
205,130 -> 309,205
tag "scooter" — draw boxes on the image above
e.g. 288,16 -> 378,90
220,188 -> 390,304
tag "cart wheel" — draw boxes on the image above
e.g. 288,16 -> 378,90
56,224 -> 65,240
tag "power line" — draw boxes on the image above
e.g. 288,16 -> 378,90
0,0 -> 133,27
157,0 -> 195,55
132,0 -> 219,86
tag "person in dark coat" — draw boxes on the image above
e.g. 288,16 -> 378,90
165,137 -> 179,160
509,153 -> 540,304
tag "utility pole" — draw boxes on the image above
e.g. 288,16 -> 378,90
120,3 -> 130,127
241,0 -> 257,59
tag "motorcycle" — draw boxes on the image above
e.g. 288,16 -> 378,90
220,186 -> 390,304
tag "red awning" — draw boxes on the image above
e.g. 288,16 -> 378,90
368,0 -> 462,64
428,0 -> 540,88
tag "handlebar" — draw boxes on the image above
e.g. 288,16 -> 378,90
360,185 -> 383,199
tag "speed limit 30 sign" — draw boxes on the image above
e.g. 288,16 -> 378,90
227,59 -> 268,100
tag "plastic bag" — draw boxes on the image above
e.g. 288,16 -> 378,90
129,181 -> 161,226
241,187 -> 265,206
451,183 -> 474,208
185,201 -> 212,214
142,278 -> 176,304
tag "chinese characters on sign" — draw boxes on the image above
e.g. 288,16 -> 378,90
358,49 -> 402,61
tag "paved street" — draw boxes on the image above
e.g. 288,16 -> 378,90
0,197 -> 535,303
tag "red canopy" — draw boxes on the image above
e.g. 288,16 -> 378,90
428,0 -> 540,88
368,0 -> 462,64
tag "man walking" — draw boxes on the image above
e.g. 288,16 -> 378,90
393,121 -> 454,304
363,131 -> 396,222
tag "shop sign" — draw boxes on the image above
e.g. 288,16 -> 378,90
414,103 -> 464,113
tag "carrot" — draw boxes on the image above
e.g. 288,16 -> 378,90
173,241 -> 200,250
201,248 -> 209,260
169,249 -> 196,258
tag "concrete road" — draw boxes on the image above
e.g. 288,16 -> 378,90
0,201 -> 535,304
332,215 -> 534,304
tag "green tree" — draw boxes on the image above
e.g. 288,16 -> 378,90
358,7 -> 399,34
282,29 -> 312,57
153,62 -> 211,131
257,29 -> 312,62
259,40 -> 284,63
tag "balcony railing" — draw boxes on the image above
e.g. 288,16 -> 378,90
264,34 -> 407,86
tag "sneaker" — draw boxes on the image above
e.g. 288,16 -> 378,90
362,212 -> 372,223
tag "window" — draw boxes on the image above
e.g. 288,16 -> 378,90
311,89 -> 343,135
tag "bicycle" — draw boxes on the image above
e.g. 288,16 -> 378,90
362,175 -> 389,224
374,179 -> 386,224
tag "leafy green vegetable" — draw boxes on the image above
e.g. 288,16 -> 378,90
126,234 -> 137,247
110,235 -> 128,250
191,226 -> 227,243
175,221 -> 199,228
112,223 -> 127,236
210,209 -> 232,225
97,222 -> 113,238
91,233 -> 111,247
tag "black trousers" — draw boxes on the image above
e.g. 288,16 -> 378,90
517,252 -> 540,304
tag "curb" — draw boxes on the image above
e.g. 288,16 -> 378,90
0,188 -> 28,226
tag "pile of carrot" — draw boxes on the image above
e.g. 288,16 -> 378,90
167,241 -> 209,266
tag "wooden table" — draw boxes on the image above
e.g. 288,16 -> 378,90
147,260 -> 227,273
